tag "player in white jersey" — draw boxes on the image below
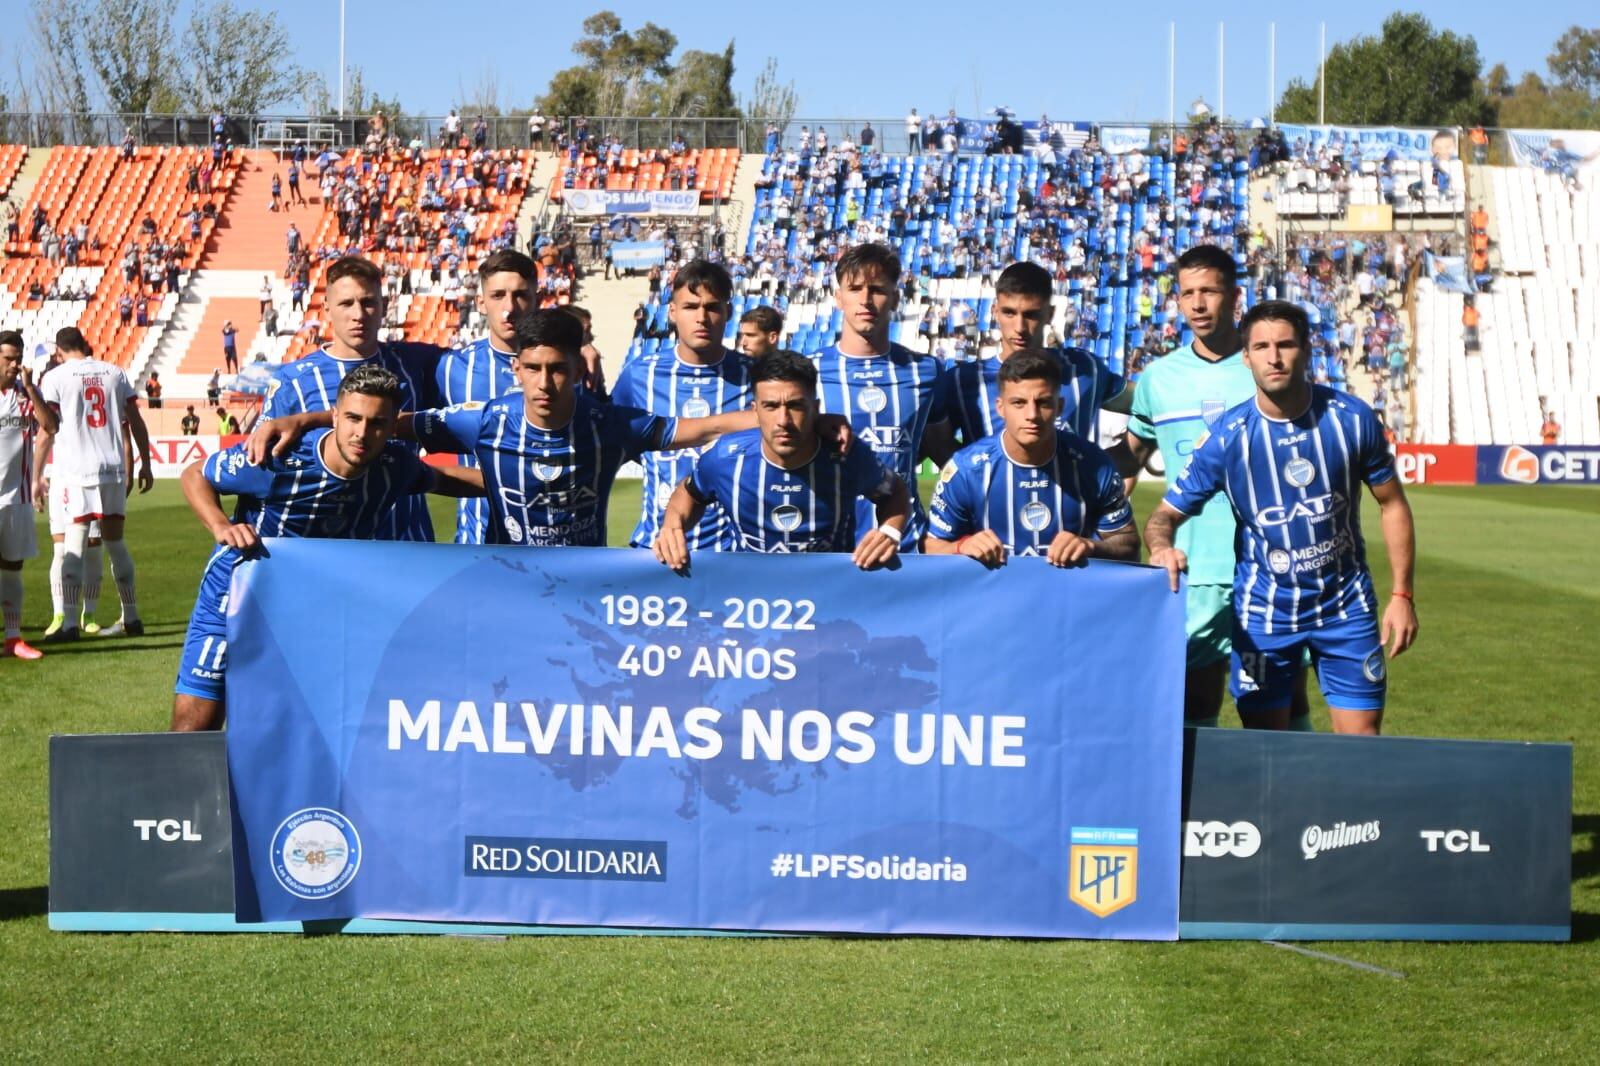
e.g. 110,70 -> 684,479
35,328 -> 154,643
0,332 -> 49,658
34,368 -> 119,636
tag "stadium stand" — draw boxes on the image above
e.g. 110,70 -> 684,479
0,145 -> 237,372
625,129 -> 1252,378
1415,168 -> 1599,445
551,139 -> 739,203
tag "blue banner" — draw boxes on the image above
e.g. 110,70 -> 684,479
1475,444 -> 1600,485
226,541 -> 1184,939
1425,253 -> 1475,295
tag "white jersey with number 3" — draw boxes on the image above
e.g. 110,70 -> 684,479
40,358 -> 134,486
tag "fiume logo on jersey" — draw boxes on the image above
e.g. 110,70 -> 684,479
1499,445 -> 1539,484
1268,548 -> 1291,574
271,807 -> 361,899
1283,456 -> 1315,488
858,385 -> 888,414
771,503 -> 803,532
1019,500 -> 1051,532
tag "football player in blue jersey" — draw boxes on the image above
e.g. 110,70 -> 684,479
653,350 -> 910,570
171,366 -> 484,732
812,243 -> 952,552
612,260 -> 753,553
434,249 -> 537,544
941,261 -> 1131,448
251,311 -> 846,547
262,255 -> 444,542
926,350 -> 1138,567
1144,301 -> 1418,735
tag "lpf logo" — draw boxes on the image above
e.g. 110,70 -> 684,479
1068,827 -> 1138,918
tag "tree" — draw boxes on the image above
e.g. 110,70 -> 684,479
81,0 -> 177,114
27,0 -> 92,114
739,57 -> 797,128
1548,26 -> 1600,97
181,0 -> 304,114
536,10 -> 738,120
1275,12 -> 1495,127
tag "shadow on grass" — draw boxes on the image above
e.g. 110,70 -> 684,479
0,886 -> 47,921
35,641 -> 184,657
1570,815 -> 1599,943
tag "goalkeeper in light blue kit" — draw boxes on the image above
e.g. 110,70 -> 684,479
1144,301 -> 1418,736
925,349 -> 1139,567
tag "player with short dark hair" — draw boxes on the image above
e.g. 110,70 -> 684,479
1145,301 -> 1418,736
814,243 -> 951,552
434,249 -> 537,543
262,254 -> 444,541
36,326 -> 153,642
0,331 -> 49,658
253,310 -> 814,547
926,349 -> 1137,567
612,260 -> 753,553
1107,244 -> 1313,730
172,365 -> 484,731
737,305 -> 783,359
942,262 -> 1130,447
654,351 -> 909,569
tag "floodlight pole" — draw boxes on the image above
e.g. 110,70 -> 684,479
1318,22 -> 1326,125
1269,22 -> 1276,126
1218,22 -> 1225,123
338,0 -> 347,119
1168,22 -> 1175,134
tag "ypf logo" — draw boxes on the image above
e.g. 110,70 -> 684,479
1183,820 -> 1261,858
271,807 -> 361,900
1500,445 -> 1539,484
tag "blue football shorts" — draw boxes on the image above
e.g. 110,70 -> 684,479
174,549 -> 239,701
1230,615 -> 1386,714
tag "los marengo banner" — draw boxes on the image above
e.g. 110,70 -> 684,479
225,541 -> 1184,939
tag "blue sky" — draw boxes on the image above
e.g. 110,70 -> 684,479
17,2 -> 1596,121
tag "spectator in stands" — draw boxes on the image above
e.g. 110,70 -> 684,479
528,110 -> 546,148
442,109 -> 461,148
118,293 -> 134,326
122,128 -> 135,160
180,405 -> 200,435
221,320 -> 238,372
286,221 -> 301,256
264,305 -> 279,340
216,407 -> 239,435
134,296 -> 149,327
259,275 -> 274,318
473,115 -> 489,150
206,370 -> 221,405
905,109 -> 920,153
287,159 -> 305,205
1462,298 -> 1480,352
737,306 -> 783,359
1542,412 -> 1562,445
860,122 -> 876,149
145,373 -> 163,409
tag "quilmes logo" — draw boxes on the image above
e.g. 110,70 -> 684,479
1183,820 -> 1261,858
1300,819 -> 1380,860
271,807 -> 362,899
1068,827 -> 1138,918
1499,445 -> 1539,484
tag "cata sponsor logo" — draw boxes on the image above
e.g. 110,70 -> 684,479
1300,819 -> 1381,860
1420,829 -> 1491,854
1183,820 -> 1261,858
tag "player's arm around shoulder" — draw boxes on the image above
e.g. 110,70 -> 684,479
181,447 -> 263,554
248,406 -> 334,463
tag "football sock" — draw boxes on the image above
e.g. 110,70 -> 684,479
1,570 -> 21,639
49,540 -> 65,617
107,539 -> 139,623
82,541 -> 103,619
1287,713 -> 1315,733
61,523 -> 87,629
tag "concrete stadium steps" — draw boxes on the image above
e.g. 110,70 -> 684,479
139,270 -> 275,394
202,150 -> 308,271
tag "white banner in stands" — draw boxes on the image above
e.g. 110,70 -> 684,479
1506,129 -> 1600,174
1100,126 -> 1152,155
1275,124 -> 1447,161
563,190 -> 700,215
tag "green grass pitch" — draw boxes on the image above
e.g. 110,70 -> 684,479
1,479 -> 1597,1060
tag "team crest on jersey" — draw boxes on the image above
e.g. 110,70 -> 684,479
1284,456 -> 1316,488
1019,500 -> 1052,533
771,504 -> 803,533
938,461 -> 958,484
1268,549 -> 1292,574
858,385 -> 889,414
504,515 -> 524,541
533,461 -> 562,482
1202,399 -> 1227,426
1363,649 -> 1387,683
680,395 -> 711,419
